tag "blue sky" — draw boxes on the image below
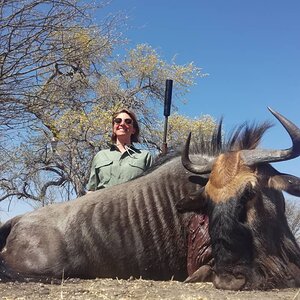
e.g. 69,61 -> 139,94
104,0 -> 300,172
1,0 -> 299,221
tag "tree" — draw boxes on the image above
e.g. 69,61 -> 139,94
0,0 -> 118,205
0,1 -> 210,208
0,0 -> 118,129
167,113 -> 217,150
0,44 -> 210,203
285,199 -> 300,244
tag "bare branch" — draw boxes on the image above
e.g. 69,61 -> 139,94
285,199 -> 300,243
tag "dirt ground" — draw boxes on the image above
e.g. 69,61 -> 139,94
0,278 -> 299,300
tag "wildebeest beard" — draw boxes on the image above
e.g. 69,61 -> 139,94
208,197 -> 254,290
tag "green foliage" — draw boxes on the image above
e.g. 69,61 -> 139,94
0,1 -> 211,206
167,113 -> 217,150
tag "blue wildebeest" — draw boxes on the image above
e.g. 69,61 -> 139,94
177,107 -> 300,290
0,108 -> 299,290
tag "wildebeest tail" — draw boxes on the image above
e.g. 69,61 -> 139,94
0,219 -> 15,251
0,216 -> 22,250
0,217 -> 24,282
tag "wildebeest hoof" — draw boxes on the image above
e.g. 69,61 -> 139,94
213,273 -> 246,290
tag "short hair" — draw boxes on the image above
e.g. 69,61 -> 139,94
111,108 -> 140,143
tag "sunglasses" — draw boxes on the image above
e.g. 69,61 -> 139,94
114,118 -> 133,125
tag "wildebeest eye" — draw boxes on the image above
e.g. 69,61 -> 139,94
176,187 -> 207,213
188,175 -> 209,186
241,183 -> 257,203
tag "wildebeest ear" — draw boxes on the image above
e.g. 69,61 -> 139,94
176,187 -> 207,213
269,173 -> 300,197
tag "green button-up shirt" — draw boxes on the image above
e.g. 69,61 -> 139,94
87,145 -> 153,191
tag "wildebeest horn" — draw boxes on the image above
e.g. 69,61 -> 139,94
182,132 -> 214,174
240,107 -> 300,165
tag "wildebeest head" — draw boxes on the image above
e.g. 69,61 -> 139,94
178,107 -> 300,290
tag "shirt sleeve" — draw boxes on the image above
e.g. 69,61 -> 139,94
86,155 -> 99,191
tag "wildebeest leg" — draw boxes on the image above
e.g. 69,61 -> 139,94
184,261 -> 214,283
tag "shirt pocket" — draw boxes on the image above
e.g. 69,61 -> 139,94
95,160 -> 113,185
128,159 -> 146,178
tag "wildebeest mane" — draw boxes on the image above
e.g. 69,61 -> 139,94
145,119 -> 274,176
190,119 -> 274,156
227,121 -> 273,151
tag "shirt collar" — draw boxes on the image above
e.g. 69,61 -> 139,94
108,143 -> 139,153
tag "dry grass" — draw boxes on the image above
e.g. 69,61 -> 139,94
0,278 -> 299,300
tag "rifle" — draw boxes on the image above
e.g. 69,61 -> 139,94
162,79 -> 173,155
